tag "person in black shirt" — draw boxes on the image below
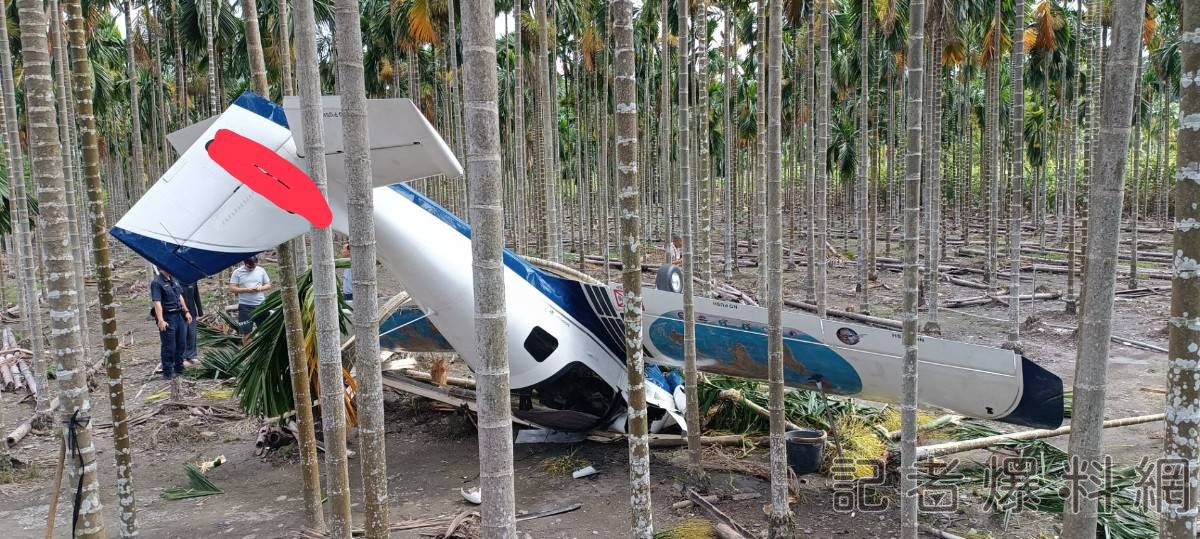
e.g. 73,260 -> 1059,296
181,281 -> 204,367
151,268 -> 193,380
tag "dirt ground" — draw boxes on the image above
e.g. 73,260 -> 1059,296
0,222 -> 1174,538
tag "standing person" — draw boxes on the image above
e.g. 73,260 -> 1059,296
229,256 -> 271,345
340,242 -> 353,301
181,280 -> 204,367
668,234 -> 683,266
151,267 -> 192,398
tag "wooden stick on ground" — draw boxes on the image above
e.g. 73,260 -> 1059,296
687,488 -> 757,539
915,413 -> 1164,460
44,435 -> 65,539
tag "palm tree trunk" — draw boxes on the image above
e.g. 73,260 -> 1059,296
63,0 -> 141,530
278,0 -> 293,95
17,0 -> 106,535
461,1 -> 518,535
125,0 -> 149,198
765,0 -> 788,535
50,0 -> 90,416
924,25 -> 943,333
1161,3 -> 1200,535
612,3 -> 653,536
722,3 -> 733,282
659,0 -> 671,259
294,0 -> 353,535
856,0 -> 870,315
0,0 -> 50,418
677,0 -> 704,480
535,0 -> 560,262
206,0 -> 218,114
815,0 -> 829,317
985,4 -> 999,288
696,0 -> 711,296
513,1 -> 529,256
899,0 -> 927,532
331,0 -> 391,535
1061,0 -> 1144,533
1007,0 -> 1025,349
1127,52 -> 1144,289
755,3 -> 767,301
240,4 -> 324,530
1065,0 -> 1083,314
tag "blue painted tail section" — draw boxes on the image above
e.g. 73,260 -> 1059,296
647,310 -> 864,395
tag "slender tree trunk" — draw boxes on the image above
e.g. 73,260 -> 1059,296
0,0 -> 49,417
279,0 -> 293,95
985,3 -> 999,287
722,3 -> 733,281
677,0 -> 704,480
461,1 -> 518,535
18,0 -> 106,535
63,0 -> 148,533
172,0 -> 185,124
1061,0 -> 1144,533
535,0 -> 559,261
331,0 -> 392,535
856,0 -> 870,314
755,3 -> 767,301
295,0 -> 353,534
611,4 -> 654,536
1007,0 -> 1025,349
1127,52 -> 1144,289
696,0 -> 712,296
765,0 -> 789,535
1161,2 -> 1200,534
49,0 -> 91,373
815,0 -> 829,317
239,4 -> 325,530
924,27 -> 943,332
206,0 -> 217,114
899,0 -> 927,532
513,1 -> 528,256
659,0 -> 671,259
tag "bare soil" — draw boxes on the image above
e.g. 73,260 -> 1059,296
0,224 -> 1173,538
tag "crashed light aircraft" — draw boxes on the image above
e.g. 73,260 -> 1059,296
111,93 -> 1064,435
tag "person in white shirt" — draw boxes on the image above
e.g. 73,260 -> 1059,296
229,256 -> 271,344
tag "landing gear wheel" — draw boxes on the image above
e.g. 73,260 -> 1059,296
655,264 -> 684,293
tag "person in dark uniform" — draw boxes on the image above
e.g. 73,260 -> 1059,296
181,281 -> 204,368
151,268 -> 193,380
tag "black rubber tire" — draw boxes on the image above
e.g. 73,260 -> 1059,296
655,264 -> 684,293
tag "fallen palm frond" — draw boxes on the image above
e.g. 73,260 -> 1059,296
162,463 -> 223,500
190,347 -> 243,379
198,312 -> 243,349
541,448 -> 589,477
697,375 -> 883,435
653,518 -> 716,539
230,269 -> 357,424
941,421 -> 1157,539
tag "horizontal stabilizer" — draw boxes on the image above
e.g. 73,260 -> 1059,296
282,96 -> 463,187
112,92 -> 313,283
379,306 -> 454,353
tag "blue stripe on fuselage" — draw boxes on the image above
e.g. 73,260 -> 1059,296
387,183 -> 626,361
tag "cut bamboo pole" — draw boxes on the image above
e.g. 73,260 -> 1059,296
915,413 -> 1164,460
